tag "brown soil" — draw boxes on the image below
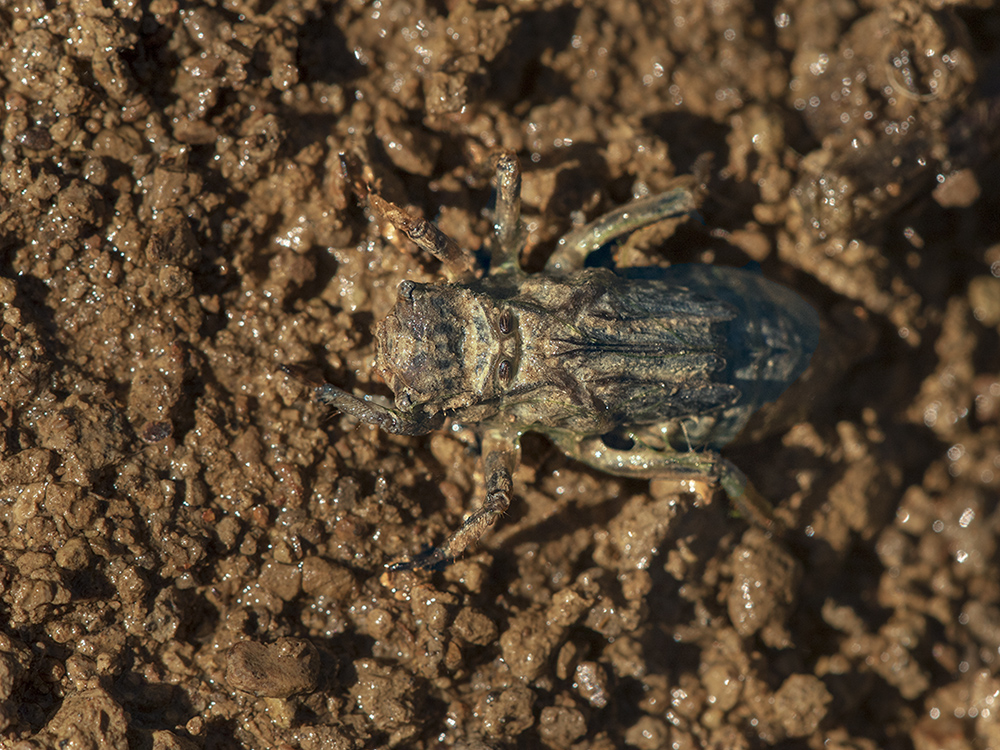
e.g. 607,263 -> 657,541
2,1 -> 999,748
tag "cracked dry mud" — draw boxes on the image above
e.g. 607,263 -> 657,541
1,1 -> 999,749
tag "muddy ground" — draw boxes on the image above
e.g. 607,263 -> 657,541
1,0 -> 999,748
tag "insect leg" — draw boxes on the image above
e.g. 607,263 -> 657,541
339,152 -> 479,281
546,185 -> 699,273
391,429 -> 518,570
312,382 -> 441,436
367,193 -> 480,280
549,432 -> 777,531
716,457 -> 778,532
490,150 -> 525,272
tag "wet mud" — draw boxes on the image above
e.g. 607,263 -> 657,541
1,0 -> 999,748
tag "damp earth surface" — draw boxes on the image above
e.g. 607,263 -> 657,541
1,0 -> 999,748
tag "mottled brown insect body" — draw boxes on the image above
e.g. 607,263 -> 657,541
307,153 -> 819,569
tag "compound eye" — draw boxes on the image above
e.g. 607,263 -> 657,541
497,358 -> 513,386
497,309 -> 514,335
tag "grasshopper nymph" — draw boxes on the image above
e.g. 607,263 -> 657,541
302,152 -> 819,570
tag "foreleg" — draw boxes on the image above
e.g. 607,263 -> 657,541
391,429 -> 519,570
312,381 -> 442,436
339,152 -> 479,280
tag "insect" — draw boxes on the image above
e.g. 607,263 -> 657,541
306,151 -> 819,570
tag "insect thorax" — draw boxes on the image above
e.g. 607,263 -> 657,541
377,268 -> 742,436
